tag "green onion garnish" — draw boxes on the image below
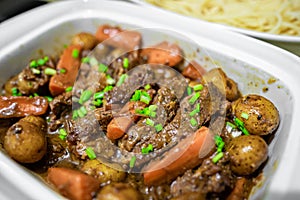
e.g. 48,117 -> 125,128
60,68 -> 66,74
234,117 -> 250,135
195,103 -> 200,112
193,84 -> 203,91
72,110 -> 79,120
189,92 -> 200,104
98,63 -> 108,73
93,99 -> 102,106
214,135 -> 225,153
65,86 -> 73,92
116,74 -> 128,87
144,84 -> 151,90
241,112 -> 249,120
85,147 -> 96,160
129,156 -> 136,168
106,75 -> 115,85
58,128 -> 68,140
44,56 -> 49,62
226,121 -> 237,129
103,85 -> 113,92
140,91 -> 151,104
123,58 -> 129,68
149,105 -> 157,112
81,57 -> 90,63
146,118 -> 155,126
155,124 -> 163,132
11,87 -> 21,96
37,58 -> 46,66
80,106 -> 88,116
30,60 -> 38,68
141,144 -> 154,155
45,96 -> 53,102
190,117 -> 198,127
94,91 -> 104,100
131,90 -> 142,101
72,49 -> 80,58
44,68 -> 57,75
31,68 -> 41,74
89,57 -> 98,66
79,90 -> 93,104
189,109 -> 198,117
187,86 -> 192,95
212,152 -> 224,163
77,109 -> 85,118
34,93 -> 39,97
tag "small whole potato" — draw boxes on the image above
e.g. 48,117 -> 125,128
97,183 -> 142,200
81,159 -> 126,184
4,115 -> 47,163
71,32 -> 98,50
232,94 -> 279,135
226,135 -> 268,175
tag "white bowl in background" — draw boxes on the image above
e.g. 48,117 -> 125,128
0,0 -> 300,200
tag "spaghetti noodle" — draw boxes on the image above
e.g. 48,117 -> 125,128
146,0 -> 300,36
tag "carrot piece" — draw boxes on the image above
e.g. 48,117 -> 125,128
47,167 -> 100,200
49,45 -> 82,96
143,126 -> 215,186
182,61 -> 206,80
95,24 -> 141,50
226,177 -> 246,200
0,96 -> 48,118
140,41 -> 183,67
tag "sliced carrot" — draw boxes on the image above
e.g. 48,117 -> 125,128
143,126 -> 215,186
141,41 -> 183,67
182,60 -> 206,80
47,167 -> 100,200
49,45 -> 82,96
226,177 -> 246,200
95,24 -> 141,50
0,96 -> 48,118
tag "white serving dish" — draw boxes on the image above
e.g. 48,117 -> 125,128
0,0 -> 300,199
131,0 -> 300,56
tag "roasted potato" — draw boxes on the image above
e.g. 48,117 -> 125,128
71,32 -> 98,50
4,115 -> 47,163
96,183 -> 142,200
232,94 -> 279,135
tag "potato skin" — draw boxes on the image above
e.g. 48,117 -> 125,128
226,135 -> 268,175
232,94 -> 279,135
81,159 -> 126,184
4,115 -> 47,163
96,183 -> 142,200
71,32 -> 98,50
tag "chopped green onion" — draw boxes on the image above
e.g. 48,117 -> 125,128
131,90 -> 142,101
44,68 -> 57,75
79,90 -> 93,104
144,84 -> 151,90
241,112 -> 249,120
189,92 -> 200,104
189,109 -> 198,117
33,93 -> 39,97
234,117 -> 250,135
89,57 -> 98,66
103,86 -> 113,92
72,110 -> 79,120
58,128 -> 68,140
214,135 -> 225,153
187,86 -> 192,95
140,91 -> 151,104
155,124 -> 163,132
129,156 -> 136,168
31,68 -> 40,74
193,84 -> 203,91
11,87 -> 22,96
212,152 -> 224,163
195,103 -> 200,112
60,68 -> 66,74
44,56 -> 49,62
149,111 -> 156,118
94,91 -> 104,100
37,58 -> 46,66
77,109 -> 85,118
98,63 -> 108,73
30,60 -> 38,68
85,147 -> 96,160
190,117 -> 198,127
81,57 -> 90,63
93,99 -> 102,106
116,74 -> 128,87
65,86 -> 73,92
123,58 -> 129,68
106,75 -> 115,85
80,106 -> 88,116
146,118 -> 155,126
45,96 -> 53,102
72,49 -> 80,58
226,121 -> 237,129
149,105 -> 157,112
141,144 -> 154,155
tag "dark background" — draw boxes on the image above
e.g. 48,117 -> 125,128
0,0 -> 47,23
